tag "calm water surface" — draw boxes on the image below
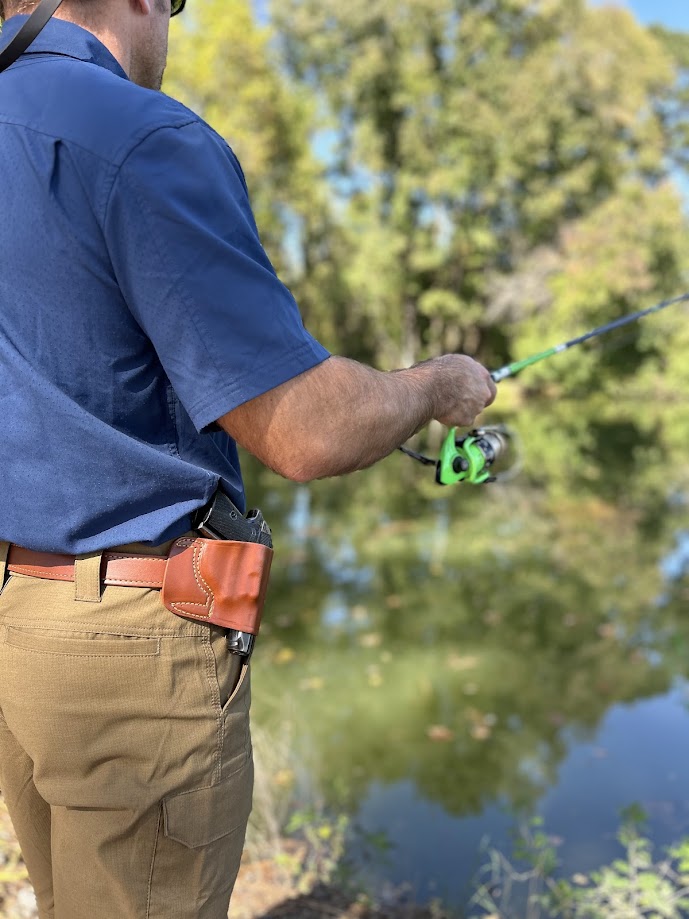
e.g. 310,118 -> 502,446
243,430 -> 689,910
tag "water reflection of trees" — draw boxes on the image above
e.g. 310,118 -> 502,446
243,395 -> 689,820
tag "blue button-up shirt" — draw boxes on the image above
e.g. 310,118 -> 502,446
0,16 -> 329,554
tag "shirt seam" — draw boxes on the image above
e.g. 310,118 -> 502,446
165,383 -> 182,458
99,119 -> 201,220
0,113 -> 198,172
10,50 -> 123,71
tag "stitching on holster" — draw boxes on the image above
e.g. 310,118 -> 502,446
169,540 -> 215,620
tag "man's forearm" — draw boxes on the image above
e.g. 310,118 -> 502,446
278,357 -> 444,480
220,357 -> 437,481
219,354 -> 496,482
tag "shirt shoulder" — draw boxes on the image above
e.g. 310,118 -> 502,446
0,53 -> 208,167
95,77 -> 205,168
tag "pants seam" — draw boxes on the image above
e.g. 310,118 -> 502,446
201,635 -> 223,784
146,806 -> 163,919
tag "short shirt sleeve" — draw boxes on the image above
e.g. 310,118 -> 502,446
104,119 -> 330,432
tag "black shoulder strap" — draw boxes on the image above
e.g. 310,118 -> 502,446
0,0 -> 64,74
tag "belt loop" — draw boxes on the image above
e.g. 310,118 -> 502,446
0,541 -> 9,587
74,551 -> 104,603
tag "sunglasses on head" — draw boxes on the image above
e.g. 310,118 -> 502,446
171,0 -> 186,16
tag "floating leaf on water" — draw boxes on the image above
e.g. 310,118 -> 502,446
367,668 -> 384,688
598,623 -> 617,639
299,676 -> 325,691
273,769 -> 295,788
427,724 -> 455,742
447,654 -> 478,671
470,724 -> 491,741
359,632 -> 383,648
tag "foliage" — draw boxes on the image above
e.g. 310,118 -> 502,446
164,0 -> 355,355
165,1 -> 689,386
283,809 -> 350,893
163,0 -> 689,521
271,0 -> 689,373
166,0 -> 315,246
165,1 -> 689,510
469,816 -> 689,919
648,26 -> 689,174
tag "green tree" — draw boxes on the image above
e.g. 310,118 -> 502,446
165,0 -> 689,505
274,0 -> 689,375
163,0 -> 355,352
649,25 -> 689,174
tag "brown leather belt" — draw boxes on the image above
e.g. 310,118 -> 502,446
7,546 -> 168,589
6,537 -> 274,636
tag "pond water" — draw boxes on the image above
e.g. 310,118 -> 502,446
241,415 -> 689,912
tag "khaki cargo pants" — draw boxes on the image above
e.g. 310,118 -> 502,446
0,540 -> 253,919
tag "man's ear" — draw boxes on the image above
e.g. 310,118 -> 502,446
131,0 -> 152,16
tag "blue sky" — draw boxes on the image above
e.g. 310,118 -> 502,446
604,0 -> 689,30
256,1 -> 689,32
255,1 -> 689,33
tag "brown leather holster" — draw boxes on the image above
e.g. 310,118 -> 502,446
161,537 -> 273,635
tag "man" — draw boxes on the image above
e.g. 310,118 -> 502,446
0,0 -> 497,916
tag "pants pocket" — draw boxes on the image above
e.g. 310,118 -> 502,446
163,756 -> 254,850
3,627 -> 160,657
220,662 -> 252,775
148,758 -> 254,918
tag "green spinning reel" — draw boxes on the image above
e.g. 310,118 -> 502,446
399,426 -> 514,486
436,427 -> 511,485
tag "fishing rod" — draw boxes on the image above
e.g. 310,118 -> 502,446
490,290 -> 689,384
401,290 -> 689,485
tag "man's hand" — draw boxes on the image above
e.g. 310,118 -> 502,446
219,354 -> 497,482
420,354 -> 497,428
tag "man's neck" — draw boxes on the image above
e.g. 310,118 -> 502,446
54,11 -> 131,77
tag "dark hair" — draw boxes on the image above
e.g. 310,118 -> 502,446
0,0 -> 37,18
1,0 -> 168,22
